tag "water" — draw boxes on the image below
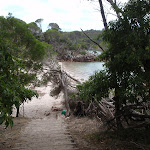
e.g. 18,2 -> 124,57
88,50 -> 101,55
61,62 -> 104,81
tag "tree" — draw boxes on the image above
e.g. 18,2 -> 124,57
0,16 -> 47,61
105,0 -> 123,18
0,15 -> 51,127
78,0 -> 150,130
35,18 -> 43,30
48,23 -> 61,31
68,31 -> 82,44
43,29 -> 69,55
44,29 -> 62,44
0,43 -> 38,126
28,22 -> 43,40
89,0 -> 124,29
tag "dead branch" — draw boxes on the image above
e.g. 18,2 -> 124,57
93,97 -> 150,130
81,28 -> 104,52
101,98 -> 114,108
59,71 -> 71,116
64,71 -> 81,84
85,102 -> 97,117
68,84 -> 76,89
50,84 -> 62,97
95,99 -> 114,122
106,0 -> 123,19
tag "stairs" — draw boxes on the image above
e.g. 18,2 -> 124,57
12,113 -> 78,150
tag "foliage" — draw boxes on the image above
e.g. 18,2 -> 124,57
35,18 -> 43,30
28,22 -> 43,40
101,0 -> 150,103
77,70 -> 111,104
0,39 -> 38,127
48,23 -> 61,31
0,15 -> 53,127
69,43 -> 80,50
0,15 -> 47,61
77,0 -> 150,129
79,50 -> 87,55
43,28 -> 104,55
28,20 -> 104,58
64,30 -> 103,50
44,29 -> 62,44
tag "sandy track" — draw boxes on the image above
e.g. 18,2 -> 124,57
10,84 -> 78,150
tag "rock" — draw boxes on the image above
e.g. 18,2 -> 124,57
57,49 -> 99,62
59,53 -> 97,62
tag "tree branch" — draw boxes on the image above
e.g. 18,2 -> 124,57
81,28 -> 104,52
63,71 -> 81,84
106,0 -> 123,19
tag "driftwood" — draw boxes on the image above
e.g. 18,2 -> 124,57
66,94 -> 149,130
95,99 -> 115,129
59,71 -> 71,116
47,69 -> 150,130
48,68 -> 80,117
40,63 -> 150,130
93,98 -> 150,130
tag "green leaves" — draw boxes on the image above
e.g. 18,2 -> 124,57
0,15 -> 46,127
102,0 -> 150,104
77,0 -> 150,119
0,44 -> 38,127
0,15 -> 46,62
77,70 -> 111,103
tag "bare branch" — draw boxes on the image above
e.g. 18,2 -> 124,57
64,71 -> 81,84
81,28 -> 104,52
106,0 -> 123,19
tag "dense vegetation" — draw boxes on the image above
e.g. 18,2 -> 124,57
28,22 -> 104,56
0,13 -> 103,127
77,0 -> 150,130
0,14 -> 53,127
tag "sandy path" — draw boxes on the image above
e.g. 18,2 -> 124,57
11,84 -> 78,150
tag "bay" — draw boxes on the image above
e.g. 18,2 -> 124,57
61,61 -> 104,81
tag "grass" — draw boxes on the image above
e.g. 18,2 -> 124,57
87,128 -> 150,150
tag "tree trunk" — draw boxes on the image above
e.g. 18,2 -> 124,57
114,88 -> 123,130
16,106 -> 19,117
98,0 -> 108,30
60,71 -> 70,116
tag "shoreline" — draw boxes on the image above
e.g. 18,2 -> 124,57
58,59 -> 101,62
57,52 -> 101,62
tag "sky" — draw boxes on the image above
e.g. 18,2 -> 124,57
0,0 -> 128,32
